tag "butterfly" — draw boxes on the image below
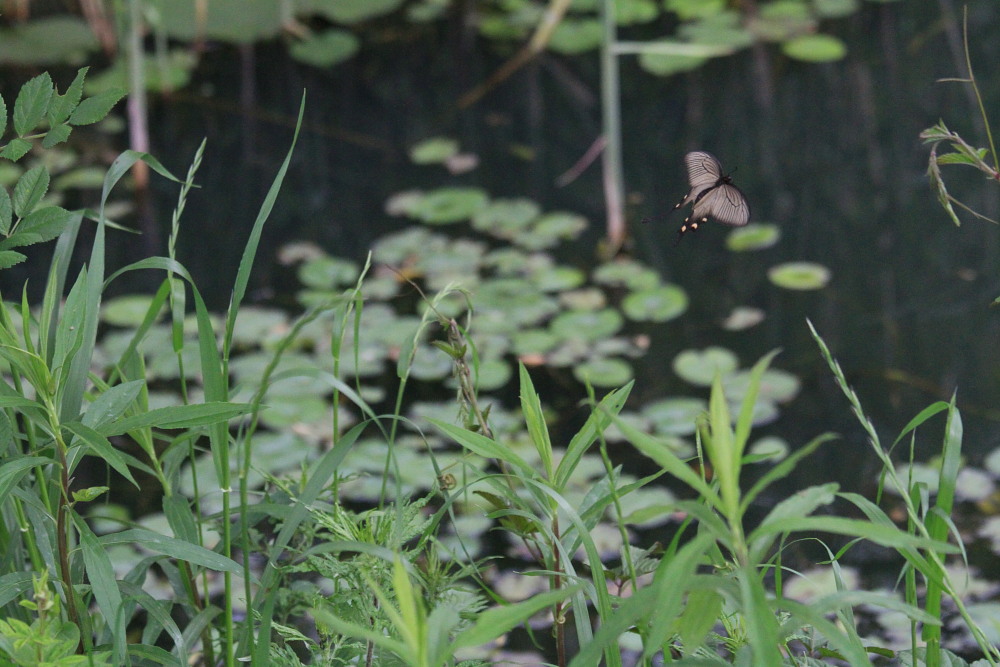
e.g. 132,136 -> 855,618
645,151 -> 751,244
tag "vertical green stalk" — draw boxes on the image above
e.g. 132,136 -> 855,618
599,0 -> 626,252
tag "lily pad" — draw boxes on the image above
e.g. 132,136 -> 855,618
516,212 -> 589,250
643,397 -> 707,436
532,266 -> 586,292
749,436 -> 789,461
559,288 -> 607,311
726,223 -> 781,251
751,1 -> 815,42
0,16 -> 98,65
409,344 -> 453,381
639,49 -> 709,77
289,29 -> 359,68
512,329 -> 559,357
812,0 -> 859,18
414,187 -> 489,224
298,256 -> 360,289
615,0 -> 659,25
678,13 -> 754,50
573,357 -> 633,388
720,306 -> 765,331
384,190 -> 426,217
723,368 -> 801,404
617,486 -> 678,527
768,261 -> 831,290
622,284 -> 688,322
157,0 -> 284,43
472,197 -> 540,235
230,307 -> 291,346
409,136 -> 460,165
782,34 -> 847,63
592,259 -> 661,290
549,18 -> 603,54
665,0 -> 726,19
307,0 -> 405,24
473,358 -> 513,391
550,308 -> 624,342
673,347 -> 739,386
102,295 -> 164,327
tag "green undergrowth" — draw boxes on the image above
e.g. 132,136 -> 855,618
0,69 -> 999,667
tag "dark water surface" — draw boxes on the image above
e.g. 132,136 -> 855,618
8,2 -> 1000,496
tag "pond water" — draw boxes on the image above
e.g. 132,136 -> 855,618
5,2 -> 1000,498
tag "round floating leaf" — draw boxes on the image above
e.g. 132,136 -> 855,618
409,344 -> 453,381
414,187 -> 489,224
723,368 -> 801,404
384,190 -> 426,217
593,259 -> 661,290
734,397 -> 780,427
477,278 -> 559,326
372,227 -> 438,262
409,136 -> 459,164
721,306 -> 765,331
618,486 -> 678,527
472,197 -> 541,235
643,397 -> 707,436
158,0 -> 284,42
310,0 -> 405,24
813,0 -> 859,18
549,18 -> 602,54
512,329 -> 559,357
297,256 -> 360,289
678,13 -> 754,49
559,288 -> 607,311
622,284 -> 688,322
639,48 -> 708,77
752,1 -> 815,41
749,436 -> 789,461
768,262 -> 831,290
290,29 -> 359,67
260,394 -> 328,428
726,223 -> 781,251
665,0 -> 726,19
230,307 -> 290,345
516,212 -> 588,250
615,0 -> 659,25
532,266 -> 586,292
0,16 -> 98,65
782,34 -> 847,62
474,358 -> 513,391
551,308 -> 624,342
101,295 -> 163,327
53,167 -> 107,191
573,357 -> 633,388
673,347 -> 739,386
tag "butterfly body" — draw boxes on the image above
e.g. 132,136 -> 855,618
670,151 -> 750,242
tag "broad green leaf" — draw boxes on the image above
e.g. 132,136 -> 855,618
99,528 -> 242,572
13,72 -> 53,136
428,417 -> 536,476
41,123 -> 72,148
100,402 -> 255,436
455,585 -> 583,648
0,138 -> 31,161
48,66 -> 89,125
15,206 -> 74,244
69,89 -> 126,125
64,422 -> 139,487
0,188 -> 11,234
12,166 -> 49,217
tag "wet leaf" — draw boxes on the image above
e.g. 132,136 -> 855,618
768,261 -> 831,290
673,347 -> 739,387
622,284 -> 688,322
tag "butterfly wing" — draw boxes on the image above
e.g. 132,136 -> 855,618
691,182 -> 751,227
682,151 -> 724,203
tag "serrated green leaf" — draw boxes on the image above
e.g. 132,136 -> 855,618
0,250 -> 26,268
69,89 -> 126,126
0,138 -> 32,161
12,166 -> 49,217
13,72 -> 53,136
42,123 -> 72,148
0,188 -> 11,234
48,66 -> 89,125
17,206 -> 74,244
